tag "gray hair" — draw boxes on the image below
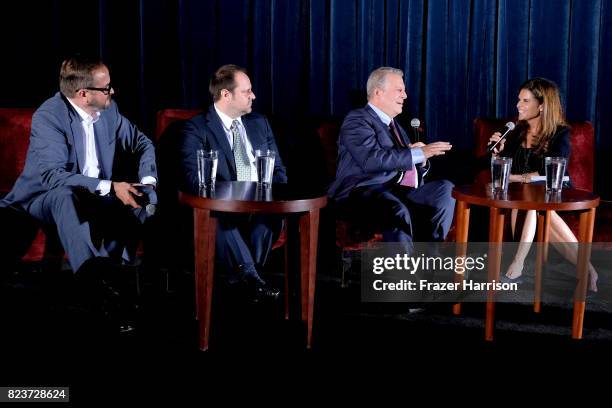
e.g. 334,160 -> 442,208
366,67 -> 404,99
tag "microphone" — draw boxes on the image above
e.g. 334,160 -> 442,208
487,121 -> 516,153
410,118 -> 420,143
134,184 -> 157,218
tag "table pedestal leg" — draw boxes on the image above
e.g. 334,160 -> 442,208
283,219 -> 290,320
572,208 -> 596,339
194,209 -> 216,351
300,210 -> 320,349
486,207 -> 505,341
453,201 -> 470,315
534,211 -> 551,313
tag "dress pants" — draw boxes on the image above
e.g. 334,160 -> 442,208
26,186 -> 145,272
215,214 -> 282,283
341,180 -> 455,243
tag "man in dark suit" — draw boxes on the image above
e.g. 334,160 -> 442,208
178,64 -> 287,301
329,67 -> 455,244
0,55 -> 157,326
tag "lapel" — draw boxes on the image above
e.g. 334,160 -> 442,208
364,105 -> 410,147
66,104 -> 86,174
205,106 -> 235,175
93,116 -> 114,179
241,115 -> 263,151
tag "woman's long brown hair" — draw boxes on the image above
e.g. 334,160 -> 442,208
518,77 -> 568,155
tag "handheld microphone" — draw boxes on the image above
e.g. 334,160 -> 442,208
134,184 -> 157,217
410,118 -> 421,143
487,122 -> 516,153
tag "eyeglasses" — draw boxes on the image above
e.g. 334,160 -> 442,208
84,83 -> 113,95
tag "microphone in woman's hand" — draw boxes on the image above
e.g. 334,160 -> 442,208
487,122 -> 516,153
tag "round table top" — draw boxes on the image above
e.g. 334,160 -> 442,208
452,183 -> 600,211
179,181 -> 328,213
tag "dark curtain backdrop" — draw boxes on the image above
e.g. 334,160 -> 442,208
1,0 -> 611,195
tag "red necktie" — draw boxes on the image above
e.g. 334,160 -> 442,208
389,120 -> 417,187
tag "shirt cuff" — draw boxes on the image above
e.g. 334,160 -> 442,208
96,180 -> 112,196
410,147 -> 425,165
140,176 -> 157,186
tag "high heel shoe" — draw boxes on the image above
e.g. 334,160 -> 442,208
500,274 -> 523,284
588,269 -> 598,293
502,260 -> 525,284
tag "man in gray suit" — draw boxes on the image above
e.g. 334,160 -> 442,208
0,55 -> 157,321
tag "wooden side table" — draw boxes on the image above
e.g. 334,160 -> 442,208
452,183 -> 599,340
180,181 -> 327,350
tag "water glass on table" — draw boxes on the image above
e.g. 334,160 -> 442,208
545,157 -> 567,193
255,149 -> 275,188
197,149 -> 218,189
490,156 -> 512,193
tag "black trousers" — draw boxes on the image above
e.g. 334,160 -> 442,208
215,214 -> 283,283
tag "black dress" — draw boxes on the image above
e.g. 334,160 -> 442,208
500,125 -> 571,176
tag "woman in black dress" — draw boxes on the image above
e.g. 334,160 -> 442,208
488,77 -> 597,290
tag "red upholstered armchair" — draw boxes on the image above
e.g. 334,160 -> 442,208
0,108 -> 63,262
316,120 -> 383,286
473,118 -> 611,242
154,109 -> 202,142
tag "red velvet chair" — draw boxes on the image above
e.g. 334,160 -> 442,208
0,108 -> 63,262
154,109 -> 202,142
473,118 -> 611,242
316,121 -> 383,286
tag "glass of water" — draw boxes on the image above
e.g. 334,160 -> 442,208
545,157 -> 567,192
197,149 -> 218,189
255,149 -> 276,188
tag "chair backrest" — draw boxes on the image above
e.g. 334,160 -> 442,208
154,108 -> 202,142
473,118 -> 594,191
155,108 -> 202,201
152,109 -> 202,269
0,108 -> 36,192
316,121 -> 341,182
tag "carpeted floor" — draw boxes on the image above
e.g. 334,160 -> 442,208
1,251 -> 611,401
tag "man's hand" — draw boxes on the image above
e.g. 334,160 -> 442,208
421,141 -> 452,159
112,182 -> 143,208
488,131 -> 506,155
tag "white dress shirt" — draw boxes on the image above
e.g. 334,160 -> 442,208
67,99 -> 156,195
214,104 -> 258,181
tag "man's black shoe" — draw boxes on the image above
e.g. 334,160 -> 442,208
102,311 -> 137,334
76,258 -> 137,334
100,290 -> 138,334
253,283 -> 280,303
119,323 -> 136,334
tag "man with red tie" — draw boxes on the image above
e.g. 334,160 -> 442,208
328,67 -> 455,244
